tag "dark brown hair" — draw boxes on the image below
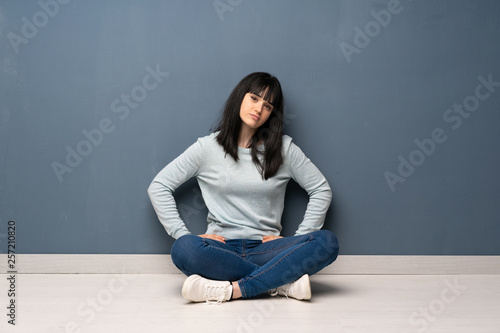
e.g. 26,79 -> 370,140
214,72 -> 285,179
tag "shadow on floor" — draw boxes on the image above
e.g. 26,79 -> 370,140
310,278 -> 352,296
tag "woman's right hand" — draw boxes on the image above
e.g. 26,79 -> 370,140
198,234 -> 226,243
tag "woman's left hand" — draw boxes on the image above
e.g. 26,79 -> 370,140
262,235 -> 283,243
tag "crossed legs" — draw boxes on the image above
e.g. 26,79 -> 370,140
171,230 -> 339,299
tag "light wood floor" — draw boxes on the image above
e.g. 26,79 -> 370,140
1,273 -> 499,333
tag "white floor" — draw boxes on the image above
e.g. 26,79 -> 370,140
1,273 -> 499,333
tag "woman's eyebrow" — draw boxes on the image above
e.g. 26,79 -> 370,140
252,93 -> 274,106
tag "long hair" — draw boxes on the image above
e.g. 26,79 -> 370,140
214,72 -> 285,180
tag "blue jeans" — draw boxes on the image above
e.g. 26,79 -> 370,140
171,230 -> 339,298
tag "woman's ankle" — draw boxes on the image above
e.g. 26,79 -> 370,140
231,281 -> 242,299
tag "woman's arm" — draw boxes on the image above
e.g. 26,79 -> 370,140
147,138 -> 205,239
286,141 -> 332,235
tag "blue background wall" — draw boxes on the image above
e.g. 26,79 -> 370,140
1,0 -> 499,255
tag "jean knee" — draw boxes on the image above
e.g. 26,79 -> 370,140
313,230 -> 340,263
171,234 -> 199,268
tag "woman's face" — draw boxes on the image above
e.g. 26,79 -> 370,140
239,92 -> 274,131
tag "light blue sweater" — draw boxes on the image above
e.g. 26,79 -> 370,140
148,132 -> 332,240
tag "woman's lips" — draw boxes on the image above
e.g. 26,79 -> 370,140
250,114 -> 260,121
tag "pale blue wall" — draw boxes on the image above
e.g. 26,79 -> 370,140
1,0 -> 499,254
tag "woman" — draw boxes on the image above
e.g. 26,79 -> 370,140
148,72 -> 339,303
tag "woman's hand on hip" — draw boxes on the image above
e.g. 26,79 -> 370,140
198,234 -> 226,243
262,235 -> 283,243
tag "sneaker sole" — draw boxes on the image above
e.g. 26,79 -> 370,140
302,274 -> 312,300
182,274 -> 201,301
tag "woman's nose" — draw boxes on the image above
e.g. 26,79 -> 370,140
255,102 -> 264,113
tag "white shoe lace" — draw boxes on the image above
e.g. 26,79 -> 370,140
205,285 -> 231,305
268,275 -> 310,301
269,285 -> 291,299
279,285 -> 291,299
269,289 -> 278,297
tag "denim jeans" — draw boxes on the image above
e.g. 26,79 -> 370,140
171,230 -> 339,298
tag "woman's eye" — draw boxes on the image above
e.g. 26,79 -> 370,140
250,96 -> 257,101
265,104 -> 272,111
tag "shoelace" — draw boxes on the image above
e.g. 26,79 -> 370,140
204,285 -> 230,305
268,287 -> 290,299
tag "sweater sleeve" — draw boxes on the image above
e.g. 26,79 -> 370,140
147,138 -> 205,239
286,141 -> 332,235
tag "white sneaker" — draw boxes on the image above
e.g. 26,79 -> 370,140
182,274 -> 232,304
269,274 -> 311,300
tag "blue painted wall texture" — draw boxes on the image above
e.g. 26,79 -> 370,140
1,0 -> 499,254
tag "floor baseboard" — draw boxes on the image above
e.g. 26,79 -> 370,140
2,254 -> 499,274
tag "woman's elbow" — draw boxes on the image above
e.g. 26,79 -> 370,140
147,181 -> 159,199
